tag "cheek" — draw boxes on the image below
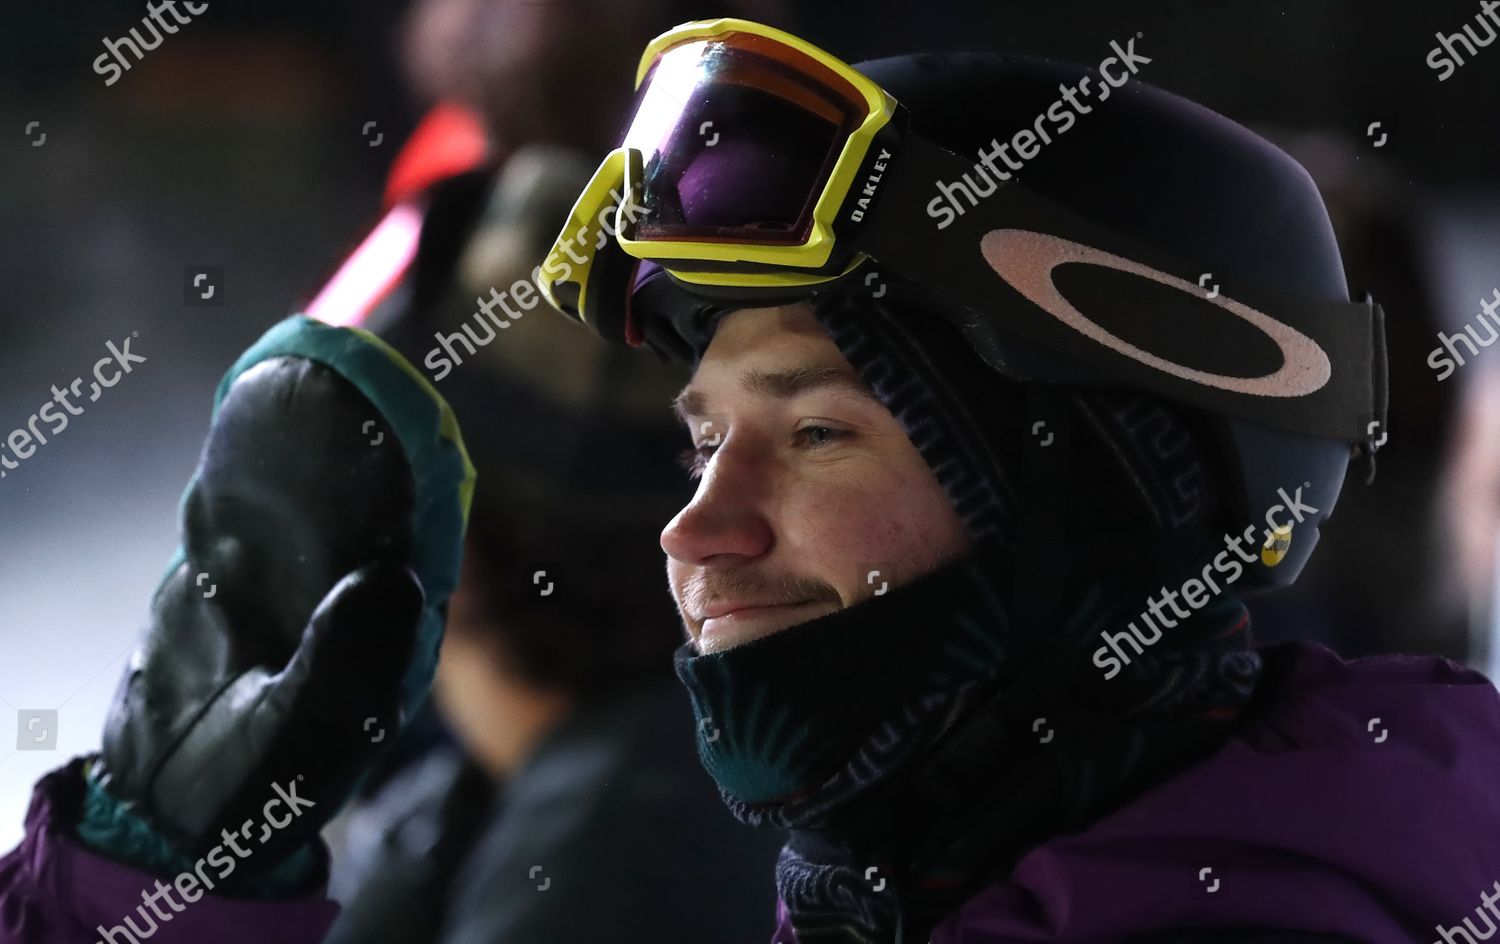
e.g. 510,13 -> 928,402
777,462 -> 967,598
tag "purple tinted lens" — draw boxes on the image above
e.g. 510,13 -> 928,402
624,41 -> 857,244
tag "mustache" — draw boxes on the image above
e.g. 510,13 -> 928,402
680,569 -> 843,619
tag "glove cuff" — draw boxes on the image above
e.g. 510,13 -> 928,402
75,759 -> 326,899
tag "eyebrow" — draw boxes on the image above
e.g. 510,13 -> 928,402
672,364 -> 875,426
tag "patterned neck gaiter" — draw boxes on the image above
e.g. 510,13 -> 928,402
677,530 -> 1260,944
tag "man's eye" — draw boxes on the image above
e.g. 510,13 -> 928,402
796,425 -> 847,448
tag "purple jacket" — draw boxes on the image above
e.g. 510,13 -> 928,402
775,643 -> 1500,943
5,643 -> 1499,943
0,759 -> 339,944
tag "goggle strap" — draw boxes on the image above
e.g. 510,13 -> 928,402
858,135 -> 1387,447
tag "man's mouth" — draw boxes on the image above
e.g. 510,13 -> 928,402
695,600 -> 825,653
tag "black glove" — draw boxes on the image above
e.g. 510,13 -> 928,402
92,316 -> 472,874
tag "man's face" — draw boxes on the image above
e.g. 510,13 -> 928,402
662,302 -> 972,654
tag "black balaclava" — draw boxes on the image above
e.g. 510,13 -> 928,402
665,51 -> 1280,944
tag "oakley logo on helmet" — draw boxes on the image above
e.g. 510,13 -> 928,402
980,229 -> 1332,398
849,148 -> 893,223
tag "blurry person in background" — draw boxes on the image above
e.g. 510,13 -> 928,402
1444,366 -> 1500,678
314,147 -> 782,944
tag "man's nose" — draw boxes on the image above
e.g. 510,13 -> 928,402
660,436 -> 774,565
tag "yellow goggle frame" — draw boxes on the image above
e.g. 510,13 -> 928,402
537,18 -> 898,324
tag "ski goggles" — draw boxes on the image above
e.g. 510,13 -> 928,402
537,18 -> 1387,449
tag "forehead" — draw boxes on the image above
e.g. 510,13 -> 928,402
687,303 -> 841,376
674,303 -> 876,419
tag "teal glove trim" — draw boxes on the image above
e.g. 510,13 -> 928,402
75,762 -> 323,898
